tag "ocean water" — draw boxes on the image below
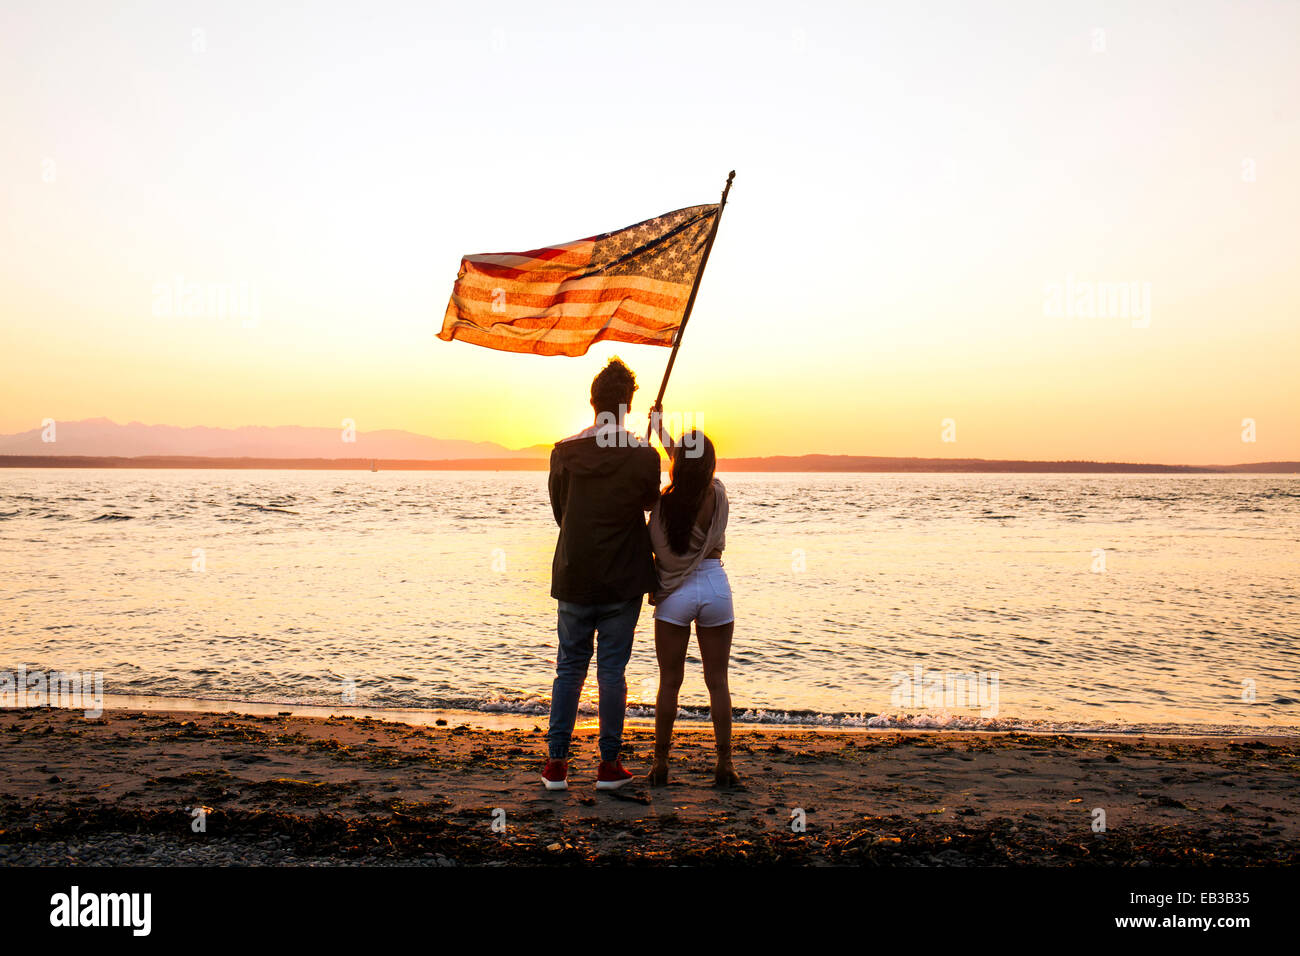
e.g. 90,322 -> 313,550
2,469 -> 1297,735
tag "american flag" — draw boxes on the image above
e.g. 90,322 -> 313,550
438,204 -> 719,357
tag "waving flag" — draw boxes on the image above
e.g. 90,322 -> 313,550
438,204 -> 719,357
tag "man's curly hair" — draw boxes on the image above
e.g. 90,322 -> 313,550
590,357 -> 638,417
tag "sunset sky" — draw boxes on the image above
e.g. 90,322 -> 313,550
2,0 -> 1297,464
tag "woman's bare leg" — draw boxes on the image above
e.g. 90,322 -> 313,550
651,620 -> 690,785
697,621 -> 738,787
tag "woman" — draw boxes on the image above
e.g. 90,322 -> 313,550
647,414 -> 739,788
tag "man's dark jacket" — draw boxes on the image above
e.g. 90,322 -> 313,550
549,427 -> 661,604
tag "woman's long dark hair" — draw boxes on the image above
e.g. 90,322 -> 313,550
658,430 -> 716,556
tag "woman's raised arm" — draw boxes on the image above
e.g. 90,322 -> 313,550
650,401 -> 677,451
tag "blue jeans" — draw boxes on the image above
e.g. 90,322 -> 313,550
546,597 -> 641,763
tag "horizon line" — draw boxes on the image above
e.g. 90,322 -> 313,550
2,454 -> 1296,474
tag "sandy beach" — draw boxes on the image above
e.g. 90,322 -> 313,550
1,707 -> 1296,866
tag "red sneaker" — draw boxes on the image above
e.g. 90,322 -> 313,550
541,758 -> 568,791
595,759 -> 634,790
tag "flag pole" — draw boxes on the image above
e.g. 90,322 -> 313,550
644,169 -> 735,443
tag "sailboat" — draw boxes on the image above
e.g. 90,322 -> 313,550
370,459 -> 378,473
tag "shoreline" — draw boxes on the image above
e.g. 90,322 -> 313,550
74,694 -> 1300,740
2,706 -> 1296,866
10,693 -> 1296,740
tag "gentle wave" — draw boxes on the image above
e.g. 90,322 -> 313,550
53,687 -> 1300,738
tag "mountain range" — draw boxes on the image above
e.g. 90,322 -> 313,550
0,418 -> 550,460
1,420 -> 1295,473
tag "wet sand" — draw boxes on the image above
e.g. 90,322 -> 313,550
1,707 -> 1296,866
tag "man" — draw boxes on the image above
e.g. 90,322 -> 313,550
543,357 -> 661,791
